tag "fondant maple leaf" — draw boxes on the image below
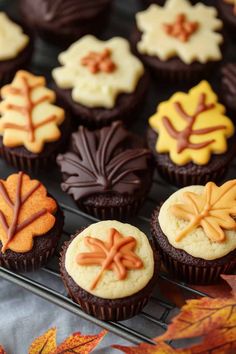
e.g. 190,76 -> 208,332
0,70 -> 65,153
149,81 -> 234,165
76,228 -> 143,290
57,121 -> 151,200
171,180 -> 236,242
0,172 -> 57,253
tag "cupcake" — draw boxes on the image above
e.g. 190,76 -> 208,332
60,220 -> 157,321
147,81 -> 235,187
0,172 -> 64,272
151,180 -> 236,284
132,0 -> 223,81
0,70 -> 70,172
20,0 -> 112,45
217,0 -> 236,33
0,13 -> 33,86
52,35 -> 148,128
221,63 -> 236,115
57,121 -> 153,220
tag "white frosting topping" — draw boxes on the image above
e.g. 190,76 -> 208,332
136,0 -> 223,64
65,221 -> 155,299
159,186 -> 236,260
0,13 -> 29,61
52,35 -> 144,109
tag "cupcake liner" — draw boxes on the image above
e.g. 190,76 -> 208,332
77,198 -> 145,220
0,246 -> 56,272
157,246 -> 236,284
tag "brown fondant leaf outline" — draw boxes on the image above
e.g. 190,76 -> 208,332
162,93 -> 226,153
0,172 -> 57,253
81,48 -> 116,74
57,121 -> 151,201
76,228 -> 143,290
171,180 -> 236,243
163,13 -> 199,42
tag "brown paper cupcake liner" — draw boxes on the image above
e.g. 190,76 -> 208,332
77,198 -> 145,220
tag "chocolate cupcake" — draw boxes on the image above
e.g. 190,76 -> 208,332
60,220 -> 157,321
147,81 -> 235,187
221,63 -> 236,115
0,172 -> 64,272
52,35 -> 148,128
0,13 -> 33,86
217,0 -> 236,33
57,121 -> 153,220
151,180 -> 236,284
0,70 -> 70,172
20,0 -> 112,45
132,0 -> 223,81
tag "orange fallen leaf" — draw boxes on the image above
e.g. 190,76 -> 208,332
28,327 -> 57,354
221,274 -> 236,296
113,341 -> 189,354
191,281 -> 232,299
0,346 -> 6,354
54,329 -> 107,354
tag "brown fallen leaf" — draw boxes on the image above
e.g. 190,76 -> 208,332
54,329 -> 107,354
28,327 -> 57,354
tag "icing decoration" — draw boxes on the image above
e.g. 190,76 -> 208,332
149,81 -> 234,166
57,121 -> 151,200
0,71 -> 65,153
224,0 -> 236,14
163,13 -> 199,42
52,35 -> 144,109
81,48 -> 116,74
136,0 -> 223,64
171,180 -> 236,243
76,228 -> 143,290
0,13 -> 29,61
0,172 -> 57,253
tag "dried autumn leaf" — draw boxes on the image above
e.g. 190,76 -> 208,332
113,341 -> 190,353
0,346 -> 6,354
171,180 -> 236,242
28,327 -> 57,354
0,70 -> 64,153
221,274 -> 236,296
0,172 -> 57,253
54,329 -> 107,354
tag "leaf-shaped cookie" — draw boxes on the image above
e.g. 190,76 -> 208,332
57,121 -> 151,200
0,172 -> 57,253
29,328 -> 57,354
171,180 -> 236,242
0,70 -> 65,153
54,330 -> 107,354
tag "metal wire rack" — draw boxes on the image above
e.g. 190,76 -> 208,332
0,177 -> 210,346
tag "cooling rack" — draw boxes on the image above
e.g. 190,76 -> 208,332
0,0 -> 235,347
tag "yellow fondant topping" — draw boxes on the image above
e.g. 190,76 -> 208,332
0,71 -> 65,153
52,35 -> 144,109
149,81 -> 234,166
136,0 -> 223,64
0,13 -> 29,61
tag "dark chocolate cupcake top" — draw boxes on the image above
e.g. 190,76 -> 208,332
158,180 -> 236,260
0,172 -> 57,253
0,70 -> 65,153
222,63 -> 236,111
149,81 -> 234,166
135,0 -> 223,64
57,121 -> 151,201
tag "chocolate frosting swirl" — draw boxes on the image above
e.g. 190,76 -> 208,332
57,121 -> 151,201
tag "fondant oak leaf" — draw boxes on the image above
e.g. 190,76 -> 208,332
149,81 -> 234,165
171,180 -> 236,242
0,172 -> 57,253
0,70 -> 65,153
57,121 -> 151,200
76,228 -> 143,290
29,328 -> 57,354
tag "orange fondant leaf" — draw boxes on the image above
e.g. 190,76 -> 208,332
0,172 -> 57,253
28,327 -> 57,354
54,329 -> 107,354
113,341 -> 189,353
171,180 -> 236,242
